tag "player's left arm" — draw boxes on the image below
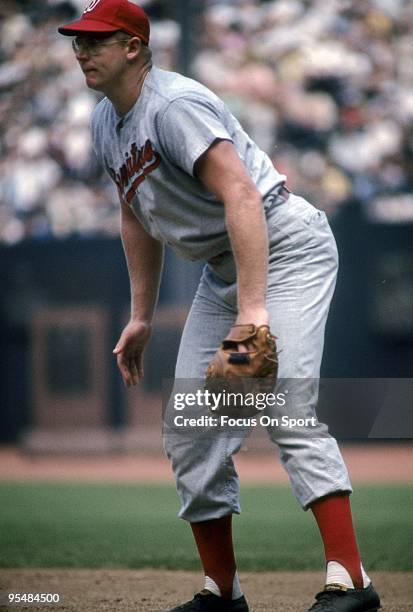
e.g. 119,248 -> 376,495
194,139 -> 269,328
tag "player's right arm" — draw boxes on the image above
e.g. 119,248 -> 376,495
113,198 -> 164,387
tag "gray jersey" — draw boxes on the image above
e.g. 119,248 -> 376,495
91,66 -> 286,261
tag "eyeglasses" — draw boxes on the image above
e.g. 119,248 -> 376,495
71,37 -> 131,56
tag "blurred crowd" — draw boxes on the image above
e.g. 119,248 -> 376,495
0,0 -> 178,243
1,0 -> 412,244
197,0 -> 413,219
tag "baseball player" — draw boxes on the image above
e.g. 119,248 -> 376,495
58,1 -> 381,611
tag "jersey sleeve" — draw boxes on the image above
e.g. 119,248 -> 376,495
157,96 -> 233,176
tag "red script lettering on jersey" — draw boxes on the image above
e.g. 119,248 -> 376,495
109,139 -> 161,203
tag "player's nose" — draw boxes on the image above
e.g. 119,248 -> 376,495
74,47 -> 90,60
72,41 -> 92,60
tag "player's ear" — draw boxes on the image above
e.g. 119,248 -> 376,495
125,36 -> 143,61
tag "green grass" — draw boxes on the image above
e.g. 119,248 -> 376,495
0,483 -> 412,570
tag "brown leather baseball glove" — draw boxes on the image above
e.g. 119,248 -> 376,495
205,324 -> 278,416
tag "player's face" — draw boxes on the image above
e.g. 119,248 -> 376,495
72,33 -> 130,92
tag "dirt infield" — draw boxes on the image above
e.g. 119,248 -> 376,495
0,443 -> 412,483
0,569 -> 411,611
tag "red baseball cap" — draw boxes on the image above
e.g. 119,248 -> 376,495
58,0 -> 150,45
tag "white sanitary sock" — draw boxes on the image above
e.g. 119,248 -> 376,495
326,561 -> 371,589
204,572 -> 243,600
361,564 -> 372,588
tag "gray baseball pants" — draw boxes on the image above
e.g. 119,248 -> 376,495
164,191 -> 352,522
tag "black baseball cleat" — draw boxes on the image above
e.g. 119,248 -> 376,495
307,583 -> 381,611
167,589 -> 249,611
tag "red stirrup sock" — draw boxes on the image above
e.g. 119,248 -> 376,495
311,493 -> 364,589
190,515 -> 236,600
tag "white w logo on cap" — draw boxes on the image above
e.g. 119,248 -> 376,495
83,0 -> 103,13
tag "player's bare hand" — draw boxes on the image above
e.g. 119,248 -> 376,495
113,320 -> 152,387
